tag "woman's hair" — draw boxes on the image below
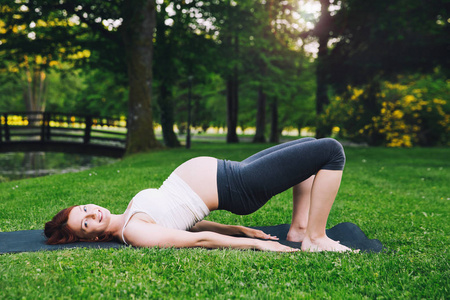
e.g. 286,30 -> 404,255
44,206 -> 114,245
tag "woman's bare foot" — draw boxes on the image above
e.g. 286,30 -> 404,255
301,235 -> 356,252
286,227 -> 307,242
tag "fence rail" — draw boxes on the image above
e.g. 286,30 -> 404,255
0,112 -> 127,157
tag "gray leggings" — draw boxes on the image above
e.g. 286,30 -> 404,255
216,138 -> 346,215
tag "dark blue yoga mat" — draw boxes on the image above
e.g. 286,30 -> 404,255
254,222 -> 383,253
0,222 -> 383,254
0,229 -> 123,254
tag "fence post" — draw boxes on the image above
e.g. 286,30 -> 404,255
0,113 -> 3,143
45,112 -> 51,140
4,113 -> 10,142
41,112 -> 50,141
84,116 -> 92,144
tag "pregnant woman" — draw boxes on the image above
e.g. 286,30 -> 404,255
45,138 -> 354,252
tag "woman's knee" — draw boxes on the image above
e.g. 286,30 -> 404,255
320,138 -> 346,170
322,137 -> 344,151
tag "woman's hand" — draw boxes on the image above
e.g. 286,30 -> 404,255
238,226 -> 279,241
257,240 -> 300,252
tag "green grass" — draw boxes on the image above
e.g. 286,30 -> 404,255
1,142 -> 449,299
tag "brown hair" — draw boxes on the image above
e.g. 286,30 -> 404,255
44,206 -> 114,245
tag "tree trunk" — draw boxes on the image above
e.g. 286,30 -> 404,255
315,0 -> 331,138
24,62 -> 47,129
253,86 -> 266,143
24,66 -> 46,112
226,75 -> 239,143
226,31 -> 240,144
269,97 -> 279,143
158,82 -> 180,147
155,1 -> 179,148
121,0 -> 161,154
364,80 -> 384,146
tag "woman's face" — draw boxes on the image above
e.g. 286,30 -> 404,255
67,204 -> 111,239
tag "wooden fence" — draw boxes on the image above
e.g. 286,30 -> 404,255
0,112 -> 127,157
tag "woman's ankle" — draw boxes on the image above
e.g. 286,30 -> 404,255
286,225 -> 307,242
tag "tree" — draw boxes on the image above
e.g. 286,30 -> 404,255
121,0 -> 160,153
0,10 -> 73,113
153,1 -> 181,147
207,0 -> 257,143
314,0 -> 332,138
239,0 -> 306,143
0,55 -> 51,113
222,3 -> 243,143
153,0 -> 220,147
328,0 -> 449,89
1,0 -> 161,153
325,0 -> 449,145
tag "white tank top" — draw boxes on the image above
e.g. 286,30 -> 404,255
121,173 -> 210,245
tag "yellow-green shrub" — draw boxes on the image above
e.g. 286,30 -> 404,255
325,72 -> 449,147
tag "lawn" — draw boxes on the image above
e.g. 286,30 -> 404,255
0,141 -> 449,299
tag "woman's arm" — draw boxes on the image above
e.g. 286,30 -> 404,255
124,221 -> 296,252
190,220 -> 278,240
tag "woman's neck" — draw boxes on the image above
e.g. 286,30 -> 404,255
107,213 -> 128,238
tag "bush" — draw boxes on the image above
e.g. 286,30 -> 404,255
324,71 -> 449,146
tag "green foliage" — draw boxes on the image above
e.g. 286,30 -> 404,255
0,67 -> 128,117
0,143 -> 449,298
44,68 -> 86,113
3,0 -> 447,149
324,70 -> 450,146
73,70 -> 128,117
328,0 -> 449,89
151,0 -> 316,137
0,72 -> 23,111
0,0 -> 127,115
205,0 -> 316,134
172,72 -> 227,129
0,2 -> 91,68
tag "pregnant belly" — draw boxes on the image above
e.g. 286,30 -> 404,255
173,156 -> 219,211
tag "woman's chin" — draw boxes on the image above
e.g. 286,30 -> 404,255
102,208 -> 112,224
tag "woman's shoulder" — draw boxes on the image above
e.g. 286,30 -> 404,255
128,212 -> 156,225
121,216 -> 155,246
